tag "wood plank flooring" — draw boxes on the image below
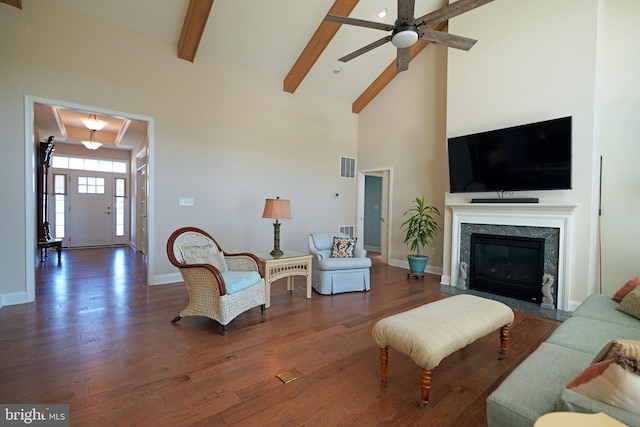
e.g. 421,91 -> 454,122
0,247 -> 560,426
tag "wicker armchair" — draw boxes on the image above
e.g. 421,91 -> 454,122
166,227 -> 266,334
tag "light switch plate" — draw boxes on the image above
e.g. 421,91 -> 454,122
179,197 -> 194,207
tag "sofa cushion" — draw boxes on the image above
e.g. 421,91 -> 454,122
545,316 -> 640,356
612,276 -> 640,302
486,342 -> 594,427
559,388 -> 639,426
566,353 -> 640,415
570,294 -> 640,329
617,287 -> 640,320
331,237 -> 356,258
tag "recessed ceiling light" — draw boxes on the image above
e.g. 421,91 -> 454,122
333,67 -> 341,74
377,8 -> 388,19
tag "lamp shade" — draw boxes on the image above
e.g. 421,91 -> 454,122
262,197 -> 291,220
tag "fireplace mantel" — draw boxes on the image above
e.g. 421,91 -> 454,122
447,202 -> 578,311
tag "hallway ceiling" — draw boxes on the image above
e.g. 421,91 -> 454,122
34,104 -> 147,151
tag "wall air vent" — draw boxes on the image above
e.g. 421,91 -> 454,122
340,156 -> 356,179
339,226 -> 355,237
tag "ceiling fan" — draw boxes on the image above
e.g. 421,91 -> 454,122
325,0 -> 494,72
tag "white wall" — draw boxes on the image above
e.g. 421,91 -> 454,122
0,1 -> 358,305
598,0 -> 640,294
445,0 -> 640,304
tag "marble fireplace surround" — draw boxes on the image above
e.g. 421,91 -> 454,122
447,203 -> 577,311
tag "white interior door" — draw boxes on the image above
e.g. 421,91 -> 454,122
68,171 -> 113,247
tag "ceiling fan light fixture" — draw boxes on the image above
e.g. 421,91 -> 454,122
81,114 -> 107,131
391,24 -> 419,48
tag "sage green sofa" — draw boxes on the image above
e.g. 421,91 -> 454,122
486,294 -> 640,427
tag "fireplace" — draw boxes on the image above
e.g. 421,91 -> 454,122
446,202 -> 577,311
470,233 -> 545,304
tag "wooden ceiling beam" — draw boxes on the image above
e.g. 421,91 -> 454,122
0,0 -> 22,9
178,0 -> 215,63
352,21 -> 448,114
283,0 -> 359,94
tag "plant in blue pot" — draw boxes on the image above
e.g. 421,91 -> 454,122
401,196 -> 441,277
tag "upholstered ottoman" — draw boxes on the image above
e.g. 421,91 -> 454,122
372,294 -> 514,407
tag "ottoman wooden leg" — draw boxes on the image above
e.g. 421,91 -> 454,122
500,325 -> 510,354
420,369 -> 431,408
379,347 -> 389,382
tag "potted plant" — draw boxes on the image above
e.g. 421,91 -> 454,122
401,196 -> 441,276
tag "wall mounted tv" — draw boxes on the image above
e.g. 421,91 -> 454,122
447,116 -> 572,194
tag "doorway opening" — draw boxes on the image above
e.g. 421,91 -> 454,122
25,95 -> 155,302
357,168 -> 392,264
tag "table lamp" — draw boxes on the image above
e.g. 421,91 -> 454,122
262,196 -> 291,258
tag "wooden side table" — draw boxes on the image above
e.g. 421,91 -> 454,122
257,251 -> 312,308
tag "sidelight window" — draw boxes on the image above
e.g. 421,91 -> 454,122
53,174 -> 66,239
115,178 -> 126,237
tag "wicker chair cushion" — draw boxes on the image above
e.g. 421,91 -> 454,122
183,252 -> 228,272
221,271 -> 262,294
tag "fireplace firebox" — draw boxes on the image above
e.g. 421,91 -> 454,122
470,233 -> 545,304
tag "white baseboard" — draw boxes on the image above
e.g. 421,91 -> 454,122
152,272 -> 182,286
388,258 -> 443,276
0,291 -> 32,308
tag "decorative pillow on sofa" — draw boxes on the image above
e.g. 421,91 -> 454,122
331,237 -> 357,258
592,339 -> 640,364
183,252 -> 228,272
566,352 -> 640,414
616,287 -> 640,320
612,276 -> 640,302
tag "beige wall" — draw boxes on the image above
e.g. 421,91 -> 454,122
358,46 -> 449,273
444,0 -> 640,305
0,1 -> 358,305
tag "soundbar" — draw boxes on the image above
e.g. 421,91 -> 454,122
471,198 -> 539,204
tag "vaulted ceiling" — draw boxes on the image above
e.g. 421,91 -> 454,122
2,0 -> 492,147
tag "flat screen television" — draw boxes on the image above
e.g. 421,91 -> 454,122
447,116 -> 572,193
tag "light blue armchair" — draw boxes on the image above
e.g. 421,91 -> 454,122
308,232 -> 371,295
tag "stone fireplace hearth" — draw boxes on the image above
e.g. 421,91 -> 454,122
446,202 -> 577,311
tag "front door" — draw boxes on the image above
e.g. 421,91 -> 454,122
68,171 -> 113,247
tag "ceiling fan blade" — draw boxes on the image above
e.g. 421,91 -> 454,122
419,29 -> 477,51
397,0 -> 416,23
396,47 -> 410,72
416,0 -> 494,27
339,36 -> 392,62
325,14 -> 395,31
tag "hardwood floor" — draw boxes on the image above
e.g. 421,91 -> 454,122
0,247 -> 560,426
